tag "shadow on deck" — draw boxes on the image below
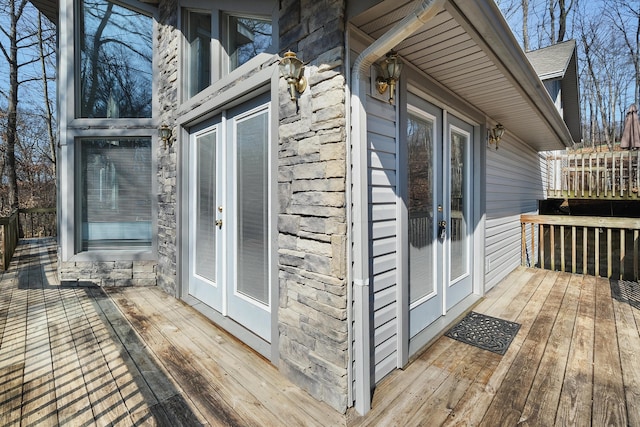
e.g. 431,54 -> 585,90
2,240 -> 639,426
0,239 -> 343,426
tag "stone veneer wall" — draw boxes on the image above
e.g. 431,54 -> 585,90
277,0 -> 349,412
59,261 -> 157,287
156,0 -> 179,296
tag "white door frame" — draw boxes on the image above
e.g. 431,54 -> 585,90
179,94 -> 274,352
402,92 -> 483,358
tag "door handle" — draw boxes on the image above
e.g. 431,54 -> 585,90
215,219 -> 223,229
438,220 -> 447,240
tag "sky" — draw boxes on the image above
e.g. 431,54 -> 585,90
0,0 -> 56,113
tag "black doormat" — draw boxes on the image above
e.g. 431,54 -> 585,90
445,311 -> 521,355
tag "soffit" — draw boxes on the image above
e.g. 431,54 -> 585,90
29,0 -> 58,24
351,0 -> 575,151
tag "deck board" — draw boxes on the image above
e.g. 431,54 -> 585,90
2,240 -> 640,426
612,280 -> 640,427
554,274 -> 596,426
592,276 -> 628,425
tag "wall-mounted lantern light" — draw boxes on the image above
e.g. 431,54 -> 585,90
375,50 -> 403,104
159,124 -> 172,149
488,123 -> 506,149
279,50 -> 307,101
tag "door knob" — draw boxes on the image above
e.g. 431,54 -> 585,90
438,220 -> 447,240
215,219 -> 223,229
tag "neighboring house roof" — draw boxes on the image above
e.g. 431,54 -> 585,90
29,0 -> 58,23
526,39 -> 576,80
526,40 -> 582,142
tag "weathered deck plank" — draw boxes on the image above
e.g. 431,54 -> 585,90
554,274 -> 595,426
443,270 -> 565,426
611,279 -> 640,427
518,273 -> 581,425
592,276 -> 628,425
478,271 -> 571,426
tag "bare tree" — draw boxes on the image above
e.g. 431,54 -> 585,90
0,0 -> 31,212
557,0 -> 574,42
523,0 -> 530,51
606,0 -> 640,107
37,11 -> 56,172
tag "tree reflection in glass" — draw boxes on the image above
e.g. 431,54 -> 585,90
407,114 -> 435,304
79,0 -> 152,118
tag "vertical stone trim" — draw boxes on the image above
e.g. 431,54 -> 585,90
278,0 -> 349,412
156,0 -> 179,295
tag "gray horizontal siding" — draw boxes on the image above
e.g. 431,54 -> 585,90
368,91 -> 399,385
485,137 -> 544,290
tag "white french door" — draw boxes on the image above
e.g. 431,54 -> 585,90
187,99 -> 272,342
406,95 -> 474,340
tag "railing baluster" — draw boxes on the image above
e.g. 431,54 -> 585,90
551,225 -> 556,270
540,223 -> 545,269
521,223 -> 526,266
620,229 -> 625,280
596,153 -> 601,197
531,223 -> 535,267
583,226 -> 588,275
571,226 -> 576,273
596,227 -> 600,277
589,153 -> 593,197
635,229 -> 639,280
581,155 -> 585,197
607,228 -> 612,278
604,152 -> 608,195
560,225 -> 565,271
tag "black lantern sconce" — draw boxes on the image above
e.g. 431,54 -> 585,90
487,123 -> 506,149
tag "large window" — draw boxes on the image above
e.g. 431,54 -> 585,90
225,14 -> 272,72
79,138 -> 152,250
182,8 -> 273,99
78,0 -> 153,118
184,10 -> 212,99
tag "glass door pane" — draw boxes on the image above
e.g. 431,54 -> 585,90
449,127 -> 470,282
236,110 -> 269,305
195,130 -> 217,282
407,113 -> 435,304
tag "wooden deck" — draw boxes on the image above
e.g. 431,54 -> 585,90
2,239 -> 639,426
0,239 -> 344,426
348,266 -> 640,426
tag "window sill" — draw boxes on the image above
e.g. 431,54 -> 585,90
70,249 -> 156,262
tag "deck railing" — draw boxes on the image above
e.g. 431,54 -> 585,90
546,150 -> 640,199
521,214 -> 640,280
0,207 -> 56,270
0,210 -> 19,271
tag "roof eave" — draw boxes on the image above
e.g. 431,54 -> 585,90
449,0 -> 575,149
